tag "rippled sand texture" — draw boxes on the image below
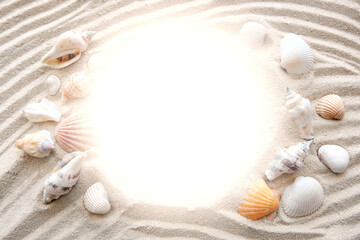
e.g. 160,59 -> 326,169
1,0 -> 360,239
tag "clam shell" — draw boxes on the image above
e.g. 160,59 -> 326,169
316,94 -> 345,120
239,22 -> 267,49
237,179 -> 280,220
22,98 -> 61,122
15,130 -> 54,158
84,182 -> 111,214
282,176 -> 324,217
318,145 -> 349,173
46,75 -> 61,96
280,33 -> 313,74
62,72 -> 92,100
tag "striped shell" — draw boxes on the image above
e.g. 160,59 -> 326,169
239,21 -> 267,49
15,130 -> 54,158
84,182 -> 111,214
55,115 -> 99,153
318,145 -> 349,173
62,72 -> 92,100
22,98 -> 61,122
316,94 -> 345,120
237,179 -> 281,220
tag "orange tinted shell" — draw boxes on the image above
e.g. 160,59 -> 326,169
316,94 -> 345,120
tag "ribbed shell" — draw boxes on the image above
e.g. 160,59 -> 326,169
46,75 -> 61,96
239,21 -> 267,49
15,130 -> 54,158
62,72 -> 92,100
84,182 -> 111,214
316,94 -> 345,120
282,176 -> 324,217
318,145 -> 349,173
237,179 -> 281,220
22,98 -> 61,122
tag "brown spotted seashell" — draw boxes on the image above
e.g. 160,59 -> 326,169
316,94 -> 345,120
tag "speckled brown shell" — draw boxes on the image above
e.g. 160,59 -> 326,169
316,94 -> 345,120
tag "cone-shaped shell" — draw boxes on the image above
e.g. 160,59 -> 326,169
41,30 -> 95,68
285,88 -> 313,140
280,34 -> 313,74
62,72 -> 92,100
316,94 -> 345,120
15,130 -> 54,158
282,176 -> 324,217
237,179 -> 281,220
239,22 -> 267,49
84,182 -> 111,214
265,140 -> 313,181
43,151 -> 87,203
22,98 -> 61,122
55,115 -> 99,153
318,145 -> 349,173
46,75 -> 61,96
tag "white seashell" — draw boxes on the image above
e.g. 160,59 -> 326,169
43,151 -> 87,203
62,72 -> 92,100
318,145 -> 349,173
265,140 -> 313,181
280,33 -> 313,74
41,30 -> 96,68
285,88 -> 314,140
46,75 -> 61,96
22,98 -> 61,122
282,176 -> 324,217
84,182 -> 111,214
239,22 -> 267,49
15,130 -> 54,158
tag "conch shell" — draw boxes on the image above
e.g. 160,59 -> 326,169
41,30 -> 95,68
15,130 -> 54,158
316,94 -> 345,120
22,98 -> 61,122
43,151 -> 87,203
83,182 -> 111,214
62,72 -> 92,100
285,88 -> 314,140
265,140 -> 313,181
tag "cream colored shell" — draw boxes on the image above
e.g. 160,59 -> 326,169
46,75 -> 61,96
318,145 -> 349,173
84,182 -> 111,214
239,22 -> 267,49
316,94 -> 345,120
62,72 -> 92,100
22,98 -> 61,122
15,130 -> 54,158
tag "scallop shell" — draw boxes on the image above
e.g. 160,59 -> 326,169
46,75 -> 61,96
41,30 -> 95,68
22,98 -> 61,122
84,182 -> 111,214
62,72 -> 92,100
280,33 -> 313,74
265,140 -> 313,181
316,94 -> 345,120
239,22 -> 267,49
43,151 -> 87,203
318,145 -> 349,173
55,114 -> 99,153
282,176 -> 324,217
285,88 -> 314,140
237,179 -> 281,220
15,130 -> 54,158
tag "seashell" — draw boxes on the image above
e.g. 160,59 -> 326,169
43,151 -> 87,203
46,75 -> 61,96
15,130 -> 54,158
318,145 -> 349,173
282,176 -> 324,217
22,98 -> 61,122
62,72 -> 92,100
316,94 -> 345,120
280,33 -> 313,74
238,179 -> 281,220
55,114 -> 99,153
265,140 -> 313,181
285,88 -> 314,140
41,30 -> 96,68
239,21 -> 267,49
84,182 -> 111,214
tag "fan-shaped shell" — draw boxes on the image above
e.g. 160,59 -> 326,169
239,22 -> 267,49
15,130 -> 54,158
316,94 -> 345,120
22,98 -> 61,122
43,151 -> 87,203
46,75 -> 61,96
318,145 -> 349,173
62,72 -> 92,100
237,179 -> 281,220
84,182 -> 111,214
55,115 -> 99,153
282,176 -> 324,217
280,33 -> 313,74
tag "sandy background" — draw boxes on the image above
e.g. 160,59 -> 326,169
1,0 -> 360,239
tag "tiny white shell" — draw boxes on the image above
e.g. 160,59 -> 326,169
318,145 -> 349,173
280,34 -> 313,74
46,75 -> 61,96
84,182 -> 111,214
239,22 -> 267,49
282,176 -> 324,217
22,98 -> 61,122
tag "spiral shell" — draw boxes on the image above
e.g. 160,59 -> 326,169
62,72 -> 92,100
239,22 -> 267,49
318,145 -> 349,173
316,94 -> 345,120
22,98 -> 61,122
15,130 -> 54,158
84,182 -> 111,214
46,75 -> 61,96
